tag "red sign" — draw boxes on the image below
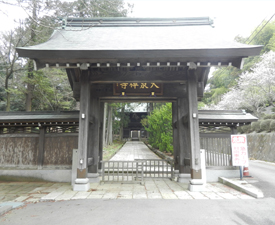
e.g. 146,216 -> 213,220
231,135 -> 248,166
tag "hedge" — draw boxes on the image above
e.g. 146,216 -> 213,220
251,121 -> 261,132
260,119 -> 272,132
270,120 -> 275,132
241,124 -> 251,133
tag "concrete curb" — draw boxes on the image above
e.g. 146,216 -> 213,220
0,206 -> 13,216
0,202 -> 24,216
219,177 -> 264,199
145,143 -> 173,162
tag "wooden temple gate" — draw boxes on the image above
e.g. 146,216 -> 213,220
16,17 -> 262,191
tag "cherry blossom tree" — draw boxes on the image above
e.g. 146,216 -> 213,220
211,51 -> 275,117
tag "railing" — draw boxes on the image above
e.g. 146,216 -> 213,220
135,159 -> 174,179
200,133 -> 232,167
101,159 -> 174,184
101,161 -> 144,184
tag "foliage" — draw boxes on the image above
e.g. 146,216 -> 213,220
57,0 -> 134,18
28,68 -> 75,111
263,114 -> 273,119
0,24 -> 28,111
103,140 -> 125,161
0,0 -> 133,112
237,126 -> 243,134
251,121 -> 261,132
241,124 -> 251,134
203,20 -> 275,107
249,20 -> 275,53
143,103 -> 173,153
209,51 -> 275,117
260,119 -> 272,132
270,120 -> 275,132
112,103 -> 132,135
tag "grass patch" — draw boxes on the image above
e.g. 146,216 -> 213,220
103,140 -> 125,161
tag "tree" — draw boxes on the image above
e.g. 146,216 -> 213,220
0,24 -> 27,111
27,68 -> 76,111
143,103 -> 173,153
214,51 -> 275,117
202,19 -> 275,107
248,20 -> 275,53
0,0 -> 134,112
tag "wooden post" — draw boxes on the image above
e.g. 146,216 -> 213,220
231,126 -> 238,134
177,97 -> 191,176
102,103 -> 107,147
187,69 -> 202,180
74,70 -> 90,191
37,126 -> 46,169
87,94 -> 100,182
98,102 -> 105,171
172,101 -> 179,171
230,126 -> 238,166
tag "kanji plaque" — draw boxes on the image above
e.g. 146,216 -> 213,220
113,83 -> 163,96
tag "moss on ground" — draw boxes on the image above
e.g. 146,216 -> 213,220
103,140 -> 125,161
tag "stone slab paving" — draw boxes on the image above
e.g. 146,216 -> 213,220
0,178 -> 254,205
0,141 -> 255,212
110,141 -> 160,161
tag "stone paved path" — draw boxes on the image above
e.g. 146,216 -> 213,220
110,141 -> 160,161
0,141 -> 255,203
0,178 -> 254,203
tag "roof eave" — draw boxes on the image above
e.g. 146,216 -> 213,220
16,46 -> 263,70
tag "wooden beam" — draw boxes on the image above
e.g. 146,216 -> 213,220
37,126 -> 46,168
172,101 -> 179,171
73,83 -> 189,101
88,96 -> 100,173
177,97 -> 191,174
197,82 -> 204,98
98,102 -> 105,170
77,70 -> 90,179
187,69 -> 202,179
89,69 -> 188,83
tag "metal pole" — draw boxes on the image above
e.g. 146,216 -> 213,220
239,166 -> 243,180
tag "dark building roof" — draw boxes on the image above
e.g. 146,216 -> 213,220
16,17 -> 262,70
199,110 -> 258,126
0,110 -> 257,128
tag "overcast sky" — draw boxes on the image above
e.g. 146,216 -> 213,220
0,0 -> 274,41
128,0 -> 275,41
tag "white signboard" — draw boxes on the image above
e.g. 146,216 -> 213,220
231,134 -> 248,166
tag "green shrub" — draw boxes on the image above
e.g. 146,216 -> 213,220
271,114 -> 275,120
272,107 -> 275,113
251,121 -> 261,132
145,103 -> 173,153
270,120 -> 275,132
241,124 -> 251,133
237,126 -> 243,134
263,114 -> 272,119
260,119 -> 272,132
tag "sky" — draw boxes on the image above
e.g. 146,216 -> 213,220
127,0 -> 275,41
0,0 -> 275,42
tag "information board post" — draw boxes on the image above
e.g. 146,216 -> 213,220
231,134 -> 248,180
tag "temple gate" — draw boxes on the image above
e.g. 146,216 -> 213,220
16,17 -> 262,191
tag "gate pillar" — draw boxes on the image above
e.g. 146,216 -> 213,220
98,102 -> 105,173
187,68 -> 205,191
177,97 -> 191,182
74,70 -> 91,191
172,101 -> 179,171
87,92 -> 100,183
